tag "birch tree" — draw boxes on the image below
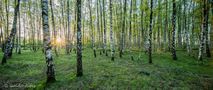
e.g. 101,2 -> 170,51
110,0 -> 115,61
50,0 -> 58,56
148,0 -> 153,64
2,0 -> 20,65
88,0 -> 96,58
171,0 -> 177,60
41,0 -> 56,82
76,0 -> 83,77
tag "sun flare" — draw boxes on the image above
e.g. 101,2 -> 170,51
56,38 -> 62,43
53,37 -> 65,46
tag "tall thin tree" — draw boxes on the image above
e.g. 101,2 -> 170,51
50,0 -> 58,56
76,0 -> 83,77
171,0 -> 177,60
148,0 -> 153,64
96,0 -> 101,54
129,0 -> 133,48
102,0 -> 107,56
198,0 -> 209,60
119,0 -> 127,58
88,0 -> 96,58
18,1 -> 21,54
2,0 -> 20,65
66,0 -> 71,54
41,0 -> 56,82
109,0 -> 115,61
205,0 -> 211,58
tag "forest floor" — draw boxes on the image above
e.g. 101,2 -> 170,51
0,48 -> 213,89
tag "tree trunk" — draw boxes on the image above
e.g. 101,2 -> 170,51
191,2 -> 196,49
2,0 -> 10,52
23,1 -> 26,50
164,0 -> 168,52
148,0 -> 153,64
88,0 -> 96,58
102,0 -> 107,56
129,0 -> 133,48
50,0 -> 58,57
2,0 -> 20,65
110,0 -> 115,61
157,0 -> 161,50
76,0 -> 83,77
171,0 -> 177,60
140,0 -> 144,49
211,0 -> 213,56
18,3 -> 21,54
177,1 -> 182,49
41,0 -> 56,82
98,0 -> 103,54
66,0 -> 71,54
119,0 -> 127,58
198,0 -> 208,60
184,0 -> 191,55
205,0 -> 211,58
6,0 -> 9,40
0,1 -> 2,50
96,0 -> 101,52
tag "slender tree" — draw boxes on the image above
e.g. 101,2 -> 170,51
18,1 -> 21,54
2,0 -> 20,65
76,0 -> 83,77
0,1 -> 3,50
211,0 -> 213,53
164,0 -> 168,51
66,0 -> 71,54
205,0 -> 211,58
171,0 -> 177,60
183,0 -> 191,55
23,1 -> 26,50
129,0 -> 133,48
119,0 -> 126,58
50,0 -> 58,56
198,0 -> 209,60
6,0 -> 9,39
109,0 -> 115,61
98,0 -> 104,55
167,0 -> 171,52
191,1 -> 195,49
2,0 -> 10,52
140,0 -> 144,47
96,0 -> 101,55
102,0 -> 107,56
148,0 -> 153,64
88,0 -> 96,58
157,0 -> 161,49
41,0 -> 56,82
